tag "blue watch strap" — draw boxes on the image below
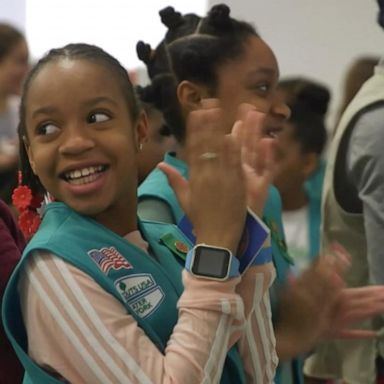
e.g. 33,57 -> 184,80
251,246 -> 272,266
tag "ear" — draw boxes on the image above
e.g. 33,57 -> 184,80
23,136 -> 37,174
177,80 -> 211,113
302,152 -> 319,178
133,111 -> 149,152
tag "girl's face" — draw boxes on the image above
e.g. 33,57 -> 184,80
213,36 -> 290,135
0,39 -> 29,95
25,59 -> 146,227
273,122 -> 318,195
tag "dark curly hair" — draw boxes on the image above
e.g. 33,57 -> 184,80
18,43 -> 141,196
278,77 -> 330,155
136,4 -> 259,143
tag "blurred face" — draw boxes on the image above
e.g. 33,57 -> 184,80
273,122 -> 316,194
137,107 -> 175,183
0,39 -> 29,95
25,59 -> 146,229
213,36 -> 290,136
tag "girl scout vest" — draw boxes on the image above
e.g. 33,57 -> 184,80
304,64 -> 384,384
2,202 -> 245,384
139,153 -> 303,384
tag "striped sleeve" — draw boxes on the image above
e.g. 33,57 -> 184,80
236,260 -> 278,383
19,251 -> 246,384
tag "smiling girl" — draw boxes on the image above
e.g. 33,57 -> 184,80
2,43 -> 278,383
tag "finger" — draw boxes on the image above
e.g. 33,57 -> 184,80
157,162 -> 189,213
200,98 -> 220,109
335,329 -> 378,339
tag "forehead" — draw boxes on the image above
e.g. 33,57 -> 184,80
26,59 -> 125,108
218,36 -> 279,79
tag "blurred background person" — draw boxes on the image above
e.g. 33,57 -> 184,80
0,23 -> 29,206
336,55 -> 380,127
274,78 -> 330,275
136,87 -> 176,184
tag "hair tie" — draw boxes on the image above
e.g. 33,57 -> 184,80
159,6 -> 184,30
136,41 -> 153,65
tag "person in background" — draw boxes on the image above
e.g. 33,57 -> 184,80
274,78 -> 329,274
136,5 -> 384,383
0,23 -> 29,205
304,1 -> 384,383
0,198 -> 25,383
336,55 -> 379,127
136,87 -> 176,184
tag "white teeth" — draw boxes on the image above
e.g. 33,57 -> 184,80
65,166 -> 104,181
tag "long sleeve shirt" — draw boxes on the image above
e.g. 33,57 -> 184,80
19,231 -> 277,383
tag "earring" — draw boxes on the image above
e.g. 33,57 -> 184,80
12,171 -> 43,240
139,143 -> 143,151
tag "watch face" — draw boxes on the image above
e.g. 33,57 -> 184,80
192,246 -> 231,279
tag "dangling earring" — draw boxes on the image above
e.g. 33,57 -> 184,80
12,171 -> 43,240
139,143 -> 143,151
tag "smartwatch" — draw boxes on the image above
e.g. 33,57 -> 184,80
185,244 -> 240,281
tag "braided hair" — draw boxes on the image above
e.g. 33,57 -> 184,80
278,77 -> 330,155
136,4 -> 258,142
18,43 -> 141,196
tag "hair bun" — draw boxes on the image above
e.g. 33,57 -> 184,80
159,6 -> 183,30
136,41 -> 152,65
207,4 -> 231,29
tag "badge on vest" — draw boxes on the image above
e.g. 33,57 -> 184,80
115,273 -> 165,318
88,246 -> 133,273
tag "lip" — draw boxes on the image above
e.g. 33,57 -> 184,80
58,161 -> 110,197
60,166 -> 110,197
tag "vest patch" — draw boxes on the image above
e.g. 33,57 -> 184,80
88,246 -> 132,273
115,273 -> 165,318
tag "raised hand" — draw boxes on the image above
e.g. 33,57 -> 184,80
159,99 -> 247,253
231,103 -> 276,217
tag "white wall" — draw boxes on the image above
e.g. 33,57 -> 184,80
209,0 -> 383,128
0,0 -> 26,31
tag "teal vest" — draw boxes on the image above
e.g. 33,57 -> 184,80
304,160 -> 326,259
139,152 -> 303,384
2,202 -> 245,384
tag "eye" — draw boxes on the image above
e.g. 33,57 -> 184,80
36,123 -> 60,136
88,112 -> 110,124
256,83 -> 270,94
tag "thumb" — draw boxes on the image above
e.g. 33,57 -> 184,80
157,162 -> 190,214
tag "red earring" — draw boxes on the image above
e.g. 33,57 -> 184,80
12,171 -> 43,240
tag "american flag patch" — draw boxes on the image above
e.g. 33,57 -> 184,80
88,246 -> 132,273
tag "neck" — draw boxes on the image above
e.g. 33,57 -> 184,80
280,186 -> 308,211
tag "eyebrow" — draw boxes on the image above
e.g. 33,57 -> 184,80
31,96 -> 118,118
245,67 -> 277,79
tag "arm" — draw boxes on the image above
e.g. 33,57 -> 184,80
236,258 -> 278,383
21,251 -> 245,384
347,106 -> 384,285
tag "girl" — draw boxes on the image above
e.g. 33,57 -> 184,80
2,43 -> 278,383
136,5 -> 384,383
274,77 -> 330,274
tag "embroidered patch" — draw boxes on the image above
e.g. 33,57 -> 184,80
88,246 -> 132,273
128,288 -> 164,318
115,274 -> 164,318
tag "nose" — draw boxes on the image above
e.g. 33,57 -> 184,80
59,124 -> 95,156
272,94 -> 291,121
